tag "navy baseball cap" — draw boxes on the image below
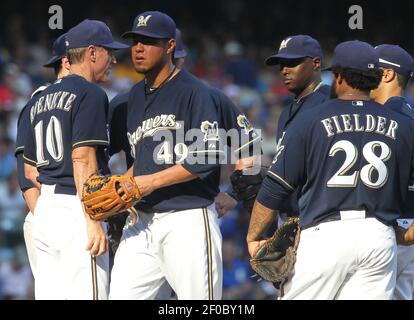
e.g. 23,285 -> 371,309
375,44 -> 414,78
174,28 -> 187,59
324,40 -> 379,72
65,19 -> 128,50
43,33 -> 67,68
122,11 -> 176,39
265,35 -> 322,66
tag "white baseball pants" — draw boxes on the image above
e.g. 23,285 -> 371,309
282,213 -> 397,300
32,184 -> 109,300
109,204 -> 223,300
393,219 -> 414,300
23,212 -> 37,279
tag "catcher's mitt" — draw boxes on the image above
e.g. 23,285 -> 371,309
250,217 -> 300,286
230,166 -> 268,210
82,172 -> 141,221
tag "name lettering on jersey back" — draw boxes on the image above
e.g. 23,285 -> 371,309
321,114 -> 398,140
128,114 -> 181,147
30,91 -> 77,123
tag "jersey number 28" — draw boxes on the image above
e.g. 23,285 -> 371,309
327,140 -> 391,189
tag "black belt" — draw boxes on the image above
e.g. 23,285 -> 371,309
53,184 -> 77,195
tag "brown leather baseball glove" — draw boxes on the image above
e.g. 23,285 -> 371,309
250,217 -> 300,287
82,172 -> 141,221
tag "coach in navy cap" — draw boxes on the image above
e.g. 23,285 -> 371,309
122,11 -> 176,39
65,19 -> 128,50
65,19 -> 127,83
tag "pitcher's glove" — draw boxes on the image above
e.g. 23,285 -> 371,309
250,217 -> 300,287
82,172 -> 141,221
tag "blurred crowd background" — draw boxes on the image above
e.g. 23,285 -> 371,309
0,0 -> 413,299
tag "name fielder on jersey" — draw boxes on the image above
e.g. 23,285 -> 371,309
273,111 -> 402,192
321,113 -> 398,139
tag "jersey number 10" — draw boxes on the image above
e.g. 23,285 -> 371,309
327,140 -> 391,189
34,116 -> 64,166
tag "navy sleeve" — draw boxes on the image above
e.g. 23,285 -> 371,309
23,114 -> 37,167
214,89 -> 261,159
16,153 -> 35,191
72,86 -> 109,149
15,104 -> 30,156
181,88 -> 224,179
256,175 -> 293,209
15,104 -> 35,190
257,123 -> 307,209
108,94 -> 134,167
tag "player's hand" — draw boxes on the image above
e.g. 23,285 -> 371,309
394,224 -> 414,246
133,175 -> 155,197
247,239 -> 267,258
86,220 -> 109,256
214,192 -> 237,218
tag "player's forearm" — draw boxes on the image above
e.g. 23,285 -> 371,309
247,201 -> 278,242
134,164 -> 197,196
24,163 -> 41,189
126,165 -> 134,177
72,146 -> 98,200
23,187 -> 40,213
152,164 -> 196,188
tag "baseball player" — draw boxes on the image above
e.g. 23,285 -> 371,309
109,11 -> 224,300
248,40 -> 414,299
173,28 -> 262,216
370,44 -> 414,300
14,33 -> 70,279
264,35 -> 330,223
23,20 -> 127,299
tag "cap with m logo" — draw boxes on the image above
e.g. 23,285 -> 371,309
265,35 -> 322,66
122,11 -> 176,39
137,15 -> 152,27
279,38 -> 292,51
